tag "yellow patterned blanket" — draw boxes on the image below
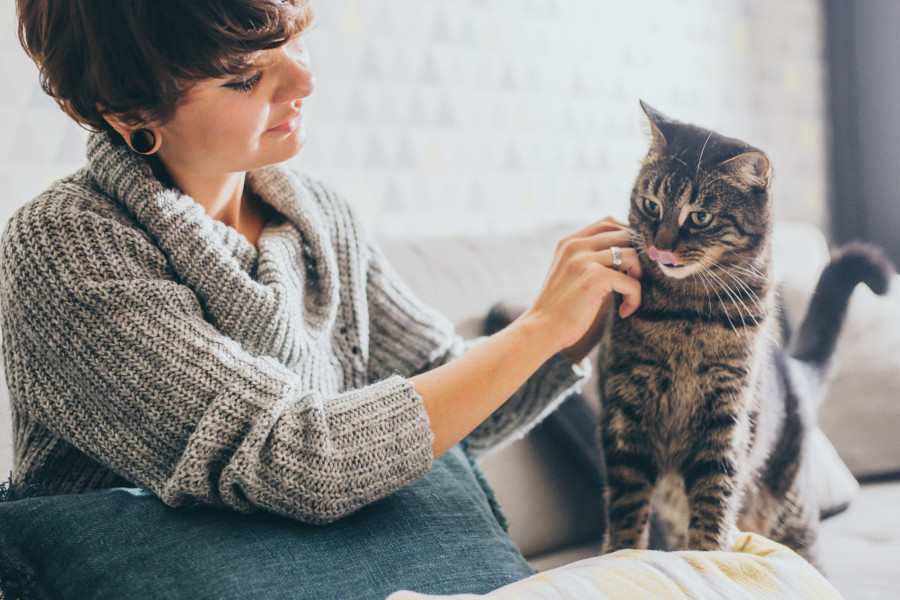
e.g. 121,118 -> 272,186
388,532 -> 843,600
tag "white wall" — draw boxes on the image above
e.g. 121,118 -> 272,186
0,0 -> 829,478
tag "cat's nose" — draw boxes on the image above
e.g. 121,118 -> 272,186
648,245 -> 680,266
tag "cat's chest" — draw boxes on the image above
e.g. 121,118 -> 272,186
617,316 -> 737,369
605,307 -> 754,422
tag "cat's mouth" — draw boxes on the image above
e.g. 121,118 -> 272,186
656,261 -> 703,279
647,245 -> 699,279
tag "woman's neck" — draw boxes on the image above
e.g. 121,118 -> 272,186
146,154 -> 261,241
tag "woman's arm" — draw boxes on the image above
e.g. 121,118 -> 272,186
362,235 -> 588,458
0,203 -> 435,525
413,218 -> 641,458
412,313 -> 561,458
360,214 -> 642,459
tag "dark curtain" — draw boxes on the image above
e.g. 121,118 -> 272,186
824,0 -> 900,264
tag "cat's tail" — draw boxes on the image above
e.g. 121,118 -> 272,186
789,242 -> 893,370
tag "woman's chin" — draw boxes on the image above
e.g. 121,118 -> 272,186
259,133 -> 307,166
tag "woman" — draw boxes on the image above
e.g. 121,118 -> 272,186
5,0 -> 641,525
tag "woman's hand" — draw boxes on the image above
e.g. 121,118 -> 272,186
412,216 -> 642,459
520,217 -> 642,363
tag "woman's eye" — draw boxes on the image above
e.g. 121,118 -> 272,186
227,72 -> 263,93
691,211 -> 714,228
642,198 -> 661,218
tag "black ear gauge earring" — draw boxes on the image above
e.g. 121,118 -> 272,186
130,128 -> 158,154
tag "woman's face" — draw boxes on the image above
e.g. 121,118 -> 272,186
154,35 -> 315,176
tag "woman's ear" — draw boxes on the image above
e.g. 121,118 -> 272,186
94,103 -> 162,154
95,102 -> 132,140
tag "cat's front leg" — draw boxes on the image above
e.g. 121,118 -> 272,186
603,464 -> 656,553
601,406 -> 658,553
680,429 -> 741,551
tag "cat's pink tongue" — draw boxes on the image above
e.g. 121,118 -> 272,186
648,246 -> 679,266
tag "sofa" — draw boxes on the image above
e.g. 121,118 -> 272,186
378,221 -> 900,600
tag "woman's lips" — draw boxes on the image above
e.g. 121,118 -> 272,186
268,110 -> 302,132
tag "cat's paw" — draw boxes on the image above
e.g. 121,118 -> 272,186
687,534 -> 729,552
602,537 -> 648,555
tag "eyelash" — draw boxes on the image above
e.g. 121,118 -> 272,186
228,72 -> 263,93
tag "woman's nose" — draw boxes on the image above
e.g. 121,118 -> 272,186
274,49 -> 315,104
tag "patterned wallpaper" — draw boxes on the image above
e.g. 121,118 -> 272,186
0,0 -> 828,473
299,0 -> 830,237
0,0 -> 828,238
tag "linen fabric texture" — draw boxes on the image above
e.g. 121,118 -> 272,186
0,129 -> 588,524
0,444 -> 536,600
388,531 -> 845,600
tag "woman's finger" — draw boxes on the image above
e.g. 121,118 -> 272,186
568,216 -> 632,240
596,246 -> 642,279
586,229 -> 633,250
564,230 -> 633,256
604,269 -> 642,318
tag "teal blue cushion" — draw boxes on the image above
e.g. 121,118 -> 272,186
0,444 -> 534,600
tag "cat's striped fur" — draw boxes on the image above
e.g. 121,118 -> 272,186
598,102 -> 892,567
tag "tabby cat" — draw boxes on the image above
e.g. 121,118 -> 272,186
598,101 -> 892,566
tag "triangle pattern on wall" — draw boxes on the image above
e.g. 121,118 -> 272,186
1,0 -> 829,240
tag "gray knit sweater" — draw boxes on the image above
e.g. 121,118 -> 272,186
0,131 -> 587,524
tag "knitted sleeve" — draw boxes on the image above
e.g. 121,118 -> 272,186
0,202 -> 435,525
362,234 -> 590,459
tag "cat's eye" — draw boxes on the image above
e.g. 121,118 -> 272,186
642,198 -> 661,219
690,211 -> 714,228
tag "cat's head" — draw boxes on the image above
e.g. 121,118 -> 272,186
629,101 -> 773,281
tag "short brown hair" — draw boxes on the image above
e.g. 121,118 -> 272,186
16,0 -> 313,141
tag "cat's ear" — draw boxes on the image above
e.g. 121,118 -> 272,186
718,151 -> 772,191
640,100 -> 673,161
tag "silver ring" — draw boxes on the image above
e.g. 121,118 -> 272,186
610,246 -> 622,270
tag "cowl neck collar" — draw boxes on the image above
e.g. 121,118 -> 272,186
83,130 -> 339,364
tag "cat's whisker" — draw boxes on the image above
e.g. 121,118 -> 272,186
726,263 -> 771,283
709,266 -> 759,328
728,276 -> 767,320
697,256 -> 760,279
629,237 -> 648,255
699,256 -> 772,290
696,131 -> 714,176
700,257 -> 821,296
700,265 -> 739,332
708,261 -> 769,320
689,265 -> 707,307
717,277 -> 749,329
747,263 -> 767,278
776,282 -> 821,295
609,223 -> 639,236
694,267 -> 715,317
702,265 -> 753,330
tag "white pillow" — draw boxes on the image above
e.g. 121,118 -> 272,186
817,278 -> 900,478
774,222 -> 900,479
